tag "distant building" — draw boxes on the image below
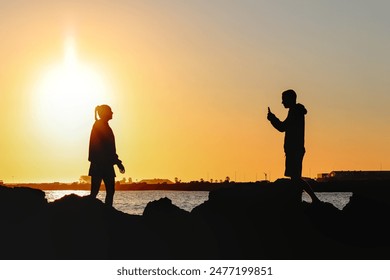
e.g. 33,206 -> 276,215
79,175 -> 91,184
317,171 -> 390,182
317,173 -> 330,181
138,178 -> 174,184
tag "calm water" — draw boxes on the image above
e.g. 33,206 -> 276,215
45,190 -> 210,215
45,190 -> 352,215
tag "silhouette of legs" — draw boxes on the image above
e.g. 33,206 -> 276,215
90,176 -> 102,198
90,175 -> 115,207
292,176 -> 320,204
284,152 -> 321,204
103,176 -> 115,207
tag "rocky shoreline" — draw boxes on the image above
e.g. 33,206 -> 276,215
1,179 -> 390,259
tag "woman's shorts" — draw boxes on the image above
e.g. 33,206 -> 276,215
88,162 -> 116,178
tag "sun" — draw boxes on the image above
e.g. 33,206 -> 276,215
33,37 -> 111,142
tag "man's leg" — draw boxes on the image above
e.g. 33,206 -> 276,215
90,176 -> 102,198
292,176 -> 320,203
103,176 -> 115,207
287,151 -> 320,203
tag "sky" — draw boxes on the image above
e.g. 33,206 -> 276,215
1,0 -> 389,183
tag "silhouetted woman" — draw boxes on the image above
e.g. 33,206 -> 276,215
88,105 -> 125,207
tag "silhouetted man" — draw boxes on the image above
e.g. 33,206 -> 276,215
267,89 -> 320,203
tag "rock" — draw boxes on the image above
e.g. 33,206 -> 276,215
0,185 -> 47,223
2,181 -> 390,259
342,189 -> 390,252
143,197 -> 189,218
0,185 -> 48,258
142,198 -> 214,259
46,194 -> 164,259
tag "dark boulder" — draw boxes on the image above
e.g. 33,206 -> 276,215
142,197 -> 214,259
0,185 -> 47,223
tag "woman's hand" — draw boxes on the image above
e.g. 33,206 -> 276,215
117,162 -> 125,174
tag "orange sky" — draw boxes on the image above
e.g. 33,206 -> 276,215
1,1 -> 389,183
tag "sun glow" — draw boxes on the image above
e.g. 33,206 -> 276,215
34,37 -> 111,141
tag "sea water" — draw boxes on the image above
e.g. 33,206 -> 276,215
44,190 -> 352,215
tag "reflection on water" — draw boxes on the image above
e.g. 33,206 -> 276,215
45,190 -> 90,202
45,190 -> 352,215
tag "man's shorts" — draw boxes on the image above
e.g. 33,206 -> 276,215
284,151 -> 305,178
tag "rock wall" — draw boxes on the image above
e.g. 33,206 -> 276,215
1,180 -> 390,259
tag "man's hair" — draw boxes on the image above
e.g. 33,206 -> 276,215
282,89 -> 297,102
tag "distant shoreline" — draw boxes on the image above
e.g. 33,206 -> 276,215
4,179 -> 390,192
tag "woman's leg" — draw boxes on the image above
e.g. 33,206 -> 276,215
103,176 -> 115,207
90,176 -> 102,198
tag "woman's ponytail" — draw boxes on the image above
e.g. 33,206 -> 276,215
94,104 -> 111,121
95,106 -> 99,121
